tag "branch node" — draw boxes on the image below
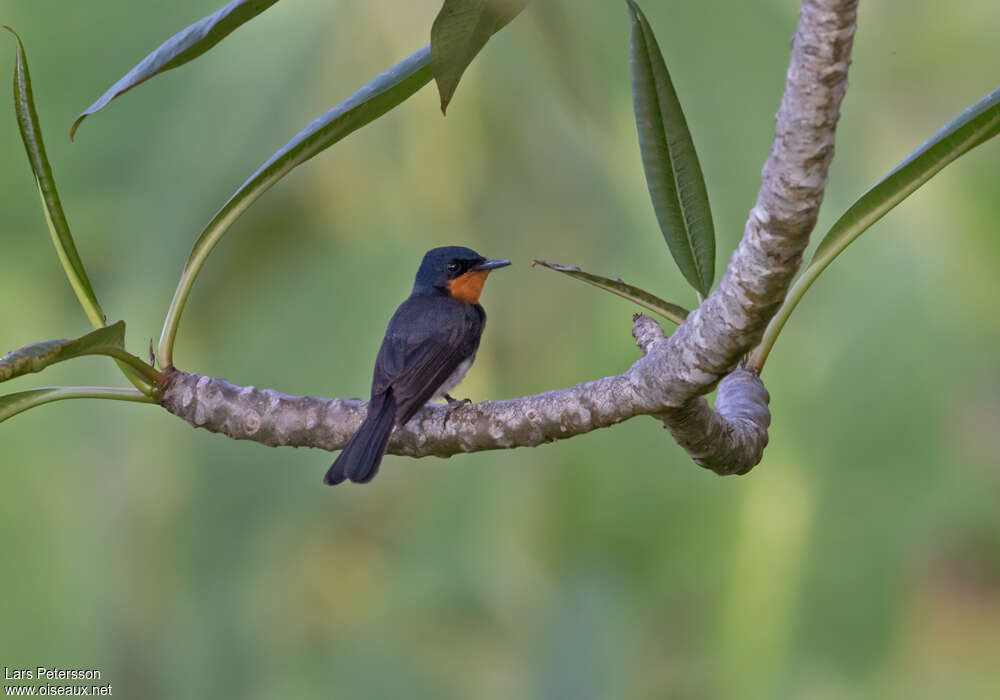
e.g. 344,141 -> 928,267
632,314 -> 666,356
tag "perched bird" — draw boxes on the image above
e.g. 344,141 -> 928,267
324,246 -> 510,485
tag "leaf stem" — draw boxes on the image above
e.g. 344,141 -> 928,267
0,385 -> 154,425
749,86 -> 1000,373
747,269 -> 815,372
101,349 -> 162,394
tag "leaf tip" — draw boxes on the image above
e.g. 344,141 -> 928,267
624,0 -> 642,22
437,82 -> 453,115
69,114 -> 84,142
3,24 -> 22,48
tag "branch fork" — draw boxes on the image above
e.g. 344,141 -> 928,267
159,0 -> 858,476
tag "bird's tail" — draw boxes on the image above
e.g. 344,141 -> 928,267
324,393 -> 397,485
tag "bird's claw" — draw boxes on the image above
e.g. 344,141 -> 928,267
442,394 -> 472,429
444,393 -> 472,406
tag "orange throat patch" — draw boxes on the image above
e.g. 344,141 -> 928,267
447,270 -> 489,304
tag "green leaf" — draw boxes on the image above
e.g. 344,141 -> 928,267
158,45 -> 436,367
0,386 -> 153,426
0,321 -> 162,387
5,26 -> 105,329
626,0 -> 715,297
532,259 -> 689,325
1,323 -> 123,383
1,321 -> 118,382
431,0 -> 528,113
750,85 -> 1000,371
70,0 -> 279,140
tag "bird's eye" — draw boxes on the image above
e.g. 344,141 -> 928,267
447,262 -> 461,273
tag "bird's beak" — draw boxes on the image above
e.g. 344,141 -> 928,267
472,259 -> 511,272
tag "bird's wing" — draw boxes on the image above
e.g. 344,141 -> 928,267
371,297 -> 483,425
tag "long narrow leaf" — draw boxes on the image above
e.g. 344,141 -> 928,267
533,260 -> 689,325
5,26 -> 105,328
70,0 -> 279,140
0,386 -> 153,426
0,322 -> 124,383
0,321 -> 160,386
627,1 -> 715,297
751,85 -> 1000,371
431,0 -> 528,113
158,45 -> 435,366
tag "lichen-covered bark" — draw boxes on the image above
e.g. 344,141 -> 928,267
162,320 -> 682,456
636,0 -> 857,468
658,0 -> 858,391
659,370 -> 771,475
160,315 -> 770,474
158,0 -> 858,476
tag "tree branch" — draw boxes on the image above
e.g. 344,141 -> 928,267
158,0 -> 858,475
159,315 -> 768,470
634,0 -> 858,469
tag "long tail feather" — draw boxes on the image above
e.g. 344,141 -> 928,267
324,393 -> 396,485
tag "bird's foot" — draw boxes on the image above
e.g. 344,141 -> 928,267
444,393 -> 472,406
442,394 -> 472,429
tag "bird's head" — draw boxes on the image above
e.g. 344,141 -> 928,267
413,246 -> 510,303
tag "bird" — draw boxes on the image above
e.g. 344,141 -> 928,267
324,246 -> 510,485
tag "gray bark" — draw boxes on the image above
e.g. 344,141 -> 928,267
159,0 -> 859,476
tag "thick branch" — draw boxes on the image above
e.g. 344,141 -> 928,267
674,0 -> 858,380
159,0 -> 858,476
159,316 -> 769,471
659,371 -> 771,476
644,0 -> 857,467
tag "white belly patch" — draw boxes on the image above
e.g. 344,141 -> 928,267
434,354 -> 475,399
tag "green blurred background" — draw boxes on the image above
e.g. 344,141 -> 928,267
2,0 -> 999,697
